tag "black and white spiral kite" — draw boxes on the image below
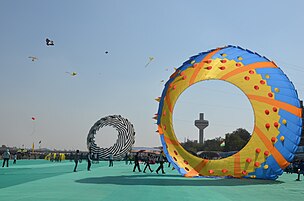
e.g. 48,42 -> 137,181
87,115 -> 135,160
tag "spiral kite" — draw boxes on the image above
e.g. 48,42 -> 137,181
87,115 -> 135,160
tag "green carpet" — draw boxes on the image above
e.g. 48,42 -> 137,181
0,160 -> 303,201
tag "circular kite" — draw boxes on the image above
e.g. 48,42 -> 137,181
87,115 -> 135,160
155,45 -> 302,180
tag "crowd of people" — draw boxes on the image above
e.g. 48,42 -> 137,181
130,151 -> 166,174
70,150 -> 168,174
2,148 -> 304,181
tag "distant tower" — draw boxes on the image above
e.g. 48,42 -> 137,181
194,113 -> 209,144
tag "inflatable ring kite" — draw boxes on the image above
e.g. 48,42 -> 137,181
156,45 -> 302,180
87,115 -> 135,160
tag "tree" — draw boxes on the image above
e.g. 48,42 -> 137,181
224,128 -> 251,152
180,128 -> 251,154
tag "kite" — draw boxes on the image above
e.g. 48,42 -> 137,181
145,57 -> 154,67
28,56 -> 38,62
155,45 -> 302,180
65,72 -> 77,76
30,116 -> 36,136
46,38 -> 54,46
105,51 -> 109,54
87,115 -> 135,160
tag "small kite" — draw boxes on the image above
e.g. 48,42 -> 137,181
28,56 -> 38,62
46,38 -> 54,46
66,72 -> 77,76
160,80 -> 164,83
145,57 -> 154,67
105,51 -> 109,54
31,117 -> 36,121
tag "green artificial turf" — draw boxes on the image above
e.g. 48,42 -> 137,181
0,160 -> 303,201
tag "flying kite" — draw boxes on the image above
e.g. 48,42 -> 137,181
145,57 -> 154,67
46,38 -> 54,46
30,116 -> 36,136
28,56 -> 38,62
66,72 -> 77,76
105,51 -> 109,54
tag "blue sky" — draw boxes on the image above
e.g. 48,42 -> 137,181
0,1 -> 303,151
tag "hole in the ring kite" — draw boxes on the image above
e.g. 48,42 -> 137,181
95,126 -> 119,149
173,80 -> 254,159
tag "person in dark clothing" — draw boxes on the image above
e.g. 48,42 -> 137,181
143,154 -> 154,173
124,153 -> 129,165
296,160 -> 304,181
133,152 -> 141,172
156,151 -> 165,174
73,150 -> 80,172
87,152 -> 92,171
2,149 -> 10,167
108,153 -> 114,167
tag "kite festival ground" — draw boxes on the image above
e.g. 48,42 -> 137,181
0,160 -> 303,201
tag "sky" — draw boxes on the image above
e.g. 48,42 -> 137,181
0,1 -> 304,151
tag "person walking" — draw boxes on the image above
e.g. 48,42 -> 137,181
156,151 -> 165,174
143,154 -> 153,173
108,153 -> 114,167
73,150 -> 80,172
133,152 -> 141,172
2,149 -> 10,167
87,152 -> 92,171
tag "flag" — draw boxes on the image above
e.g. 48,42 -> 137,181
32,142 -> 35,152
220,141 -> 225,147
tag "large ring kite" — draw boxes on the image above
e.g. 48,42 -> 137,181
87,115 -> 135,160
156,45 -> 302,180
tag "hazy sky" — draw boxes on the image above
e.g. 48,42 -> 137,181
1,1 -> 304,151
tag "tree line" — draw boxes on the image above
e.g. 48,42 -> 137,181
180,128 -> 251,154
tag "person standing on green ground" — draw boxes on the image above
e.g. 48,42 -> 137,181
108,153 -> 114,167
143,154 -> 154,173
13,153 -> 17,164
2,149 -> 10,167
73,150 -> 80,172
133,152 -> 141,172
87,152 -> 92,171
156,151 -> 165,174
124,153 -> 129,165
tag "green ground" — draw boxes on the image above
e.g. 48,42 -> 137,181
0,160 -> 303,201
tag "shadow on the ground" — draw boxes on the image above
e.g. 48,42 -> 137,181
76,174 -> 284,186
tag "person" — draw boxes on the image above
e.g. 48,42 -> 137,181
124,153 -> 129,165
87,152 -> 92,171
133,152 -> 141,172
108,153 -> 113,167
128,154 -> 133,165
2,149 -> 10,167
73,150 -> 80,172
143,154 -> 153,173
296,160 -> 304,181
156,151 -> 165,174
13,153 -> 17,164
